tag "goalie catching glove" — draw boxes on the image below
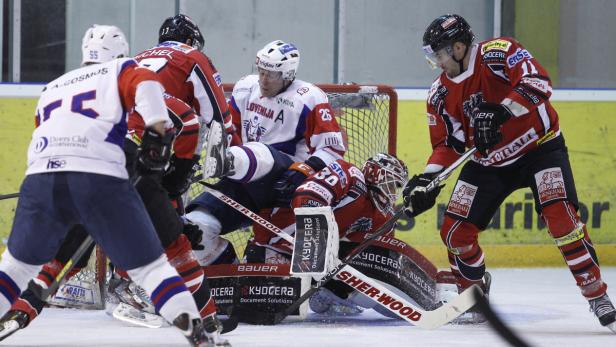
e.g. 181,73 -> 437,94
472,102 -> 513,157
136,128 -> 175,175
403,173 -> 442,218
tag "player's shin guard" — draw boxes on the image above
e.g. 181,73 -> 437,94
166,234 -> 217,318
0,250 -> 41,315
542,201 -> 607,299
440,217 -> 485,292
126,255 -> 200,324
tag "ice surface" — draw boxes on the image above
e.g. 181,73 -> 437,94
3,267 -> 615,346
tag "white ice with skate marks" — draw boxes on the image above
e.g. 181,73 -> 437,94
3,268 -> 615,346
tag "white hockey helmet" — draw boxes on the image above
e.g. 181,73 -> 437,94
81,25 -> 129,65
255,40 -> 300,81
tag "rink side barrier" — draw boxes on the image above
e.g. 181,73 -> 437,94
0,85 -> 614,267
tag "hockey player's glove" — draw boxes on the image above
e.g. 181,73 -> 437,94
182,219 -> 204,250
137,128 -> 175,176
403,173 -> 442,218
273,157 -> 324,207
472,102 -> 513,157
162,154 -> 200,198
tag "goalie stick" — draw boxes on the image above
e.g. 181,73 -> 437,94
198,182 -> 479,329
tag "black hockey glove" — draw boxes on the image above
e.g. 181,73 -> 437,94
136,128 -> 175,176
472,102 -> 513,157
162,154 -> 200,198
182,220 -> 204,250
273,157 -> 324,207
402,173 -> 443,218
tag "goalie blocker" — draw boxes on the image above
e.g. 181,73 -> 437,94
290,207 -> 339,279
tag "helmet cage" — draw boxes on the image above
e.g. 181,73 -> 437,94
362,153 -> 409,213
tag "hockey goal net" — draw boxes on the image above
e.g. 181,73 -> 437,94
186,83 -> 398,259
59,84 -> 397,310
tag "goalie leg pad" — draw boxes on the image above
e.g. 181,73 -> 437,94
542,201 -> 607,298
440,217 -> 485,290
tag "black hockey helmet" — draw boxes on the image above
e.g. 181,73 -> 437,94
422,14 -> 474,53
158,14 -> 204,50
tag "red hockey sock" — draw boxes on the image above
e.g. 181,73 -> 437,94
542,201 -> 607,299
166,234 -> 217,318
440,218 -> 486,291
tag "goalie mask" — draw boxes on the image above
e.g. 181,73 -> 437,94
255,40 -> 300,81
81,25 -> 129,65
159,14 -> 205,51
362,153 -> 409,213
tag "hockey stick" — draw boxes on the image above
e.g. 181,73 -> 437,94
425,147 -> 476,192
473,287 -> 532,347
0,193 -> 19,201
28,234 -> 95,301
198,182 -> 479,328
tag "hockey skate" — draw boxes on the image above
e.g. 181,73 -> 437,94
589,293 -> 616,333
451,272 -> 492,324
203,121 -> 234,179
174,313 -> 231,347
0,310 -> 29,341
309,287 -> 363,316
106,276 -> 165,328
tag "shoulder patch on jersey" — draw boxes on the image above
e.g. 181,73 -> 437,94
481,39 -> 512,55
481,50 -> 506,63
328,162 -> 348,189
296,86 -> 310,96
506,48 -> 533,68
348,166 -> 365,183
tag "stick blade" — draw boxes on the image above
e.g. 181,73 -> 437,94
421,285 -> 480,330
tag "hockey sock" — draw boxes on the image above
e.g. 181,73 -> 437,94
165,234 -> 217,318
31,259 -> 82,290
0,250 -> 41,315
440,218 -> 485,291
542,201 -> 607,299
127,254 -> 199,323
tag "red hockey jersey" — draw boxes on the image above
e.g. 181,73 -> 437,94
127,94 -> 200,159
252,160 -> 394,252
426,37 -> 560,169
134,41 -> 230,129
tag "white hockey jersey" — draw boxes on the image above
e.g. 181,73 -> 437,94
27,58 -> 168,179
229,74 -> 345,164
